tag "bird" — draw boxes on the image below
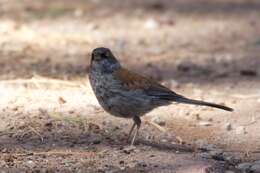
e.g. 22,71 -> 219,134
89,47 -> 233,145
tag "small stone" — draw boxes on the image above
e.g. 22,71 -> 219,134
224,123 -> 232,131
236,162 -> 252,171
177,64 -> 190,72
209,149 -> 223,158
254,160 -> 260,164
199,152 -> 212,159
225,171 -> 235,173
251,163 -> 260,172
144,18 -> 159,29
68,110 -> 74,114
92,139 -> 101,145
195,113 -> 201,120
198,121 -> 212,126
27,160 -> 34,164
151,116 -> 166,126
222,153 -> 241,165
45,121 -> 53,127
27,160 -> 35,168
123,146 -> 135,154
1,148 -> 8,153
240,70 -> 257,76
145,135 -> 154,140
161,139 -> 168,143
120,166 -> 126,170
208,118 -> 213,122
137,161 -> 147,167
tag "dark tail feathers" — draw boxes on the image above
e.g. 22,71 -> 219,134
177,97 -> 233,112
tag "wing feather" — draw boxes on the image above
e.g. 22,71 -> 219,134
113,68 -> 183,100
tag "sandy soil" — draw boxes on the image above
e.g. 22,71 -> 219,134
0,0 -> 260,172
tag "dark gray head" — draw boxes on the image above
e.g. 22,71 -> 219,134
90,47 -> 120,73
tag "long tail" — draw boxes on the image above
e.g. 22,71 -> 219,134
176,97 -> 233,112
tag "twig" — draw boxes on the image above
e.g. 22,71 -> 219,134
145,120 -> 166,132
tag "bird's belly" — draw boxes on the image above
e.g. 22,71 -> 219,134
111,94 -> 154,118
89,72 -> 160,118
96,89 -> 154,118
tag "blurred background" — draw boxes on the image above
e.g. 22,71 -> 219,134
0,0 -> 260,172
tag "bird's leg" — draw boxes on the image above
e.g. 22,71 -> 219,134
127,122 -> 136,142
130,116 -> 141,145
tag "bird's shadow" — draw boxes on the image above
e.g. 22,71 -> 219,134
0,125 -> 195,155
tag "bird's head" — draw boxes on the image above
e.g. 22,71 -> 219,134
90,47 -> 120,73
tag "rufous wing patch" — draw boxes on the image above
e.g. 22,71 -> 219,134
113,68 -> 153,90
113,67 -> 180,100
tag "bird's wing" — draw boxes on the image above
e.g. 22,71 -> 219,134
113,68 -> 150,90
113,68 -> 233,111
113,68 -> 183,100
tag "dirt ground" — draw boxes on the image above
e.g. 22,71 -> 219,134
0,0 -> 260,172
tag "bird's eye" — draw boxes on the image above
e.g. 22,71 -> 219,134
101,52 -> 109,58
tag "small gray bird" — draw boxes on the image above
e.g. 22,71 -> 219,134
89,47 -> 233,145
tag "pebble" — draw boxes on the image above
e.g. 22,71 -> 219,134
195,113 -> 201,120
224,122 -> 232,131
161,139 -> 168,143
225,171 -> 235,173
240,69 -> 257,76
251,164 -> 260,172
122,146 -> 136,154
236,162 -> 252,171
144,18 -> 159,29
208,149 -> 224,158
236,160 -> 260,173
208,118 -> 213,122
254,160 -> 260,164
92,139 -> 101,145
151,116 -> 166,126
199,152 -> 212,159
198,121 -> 212,126
137,161 -> 147,167
27,160 -> 35,168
